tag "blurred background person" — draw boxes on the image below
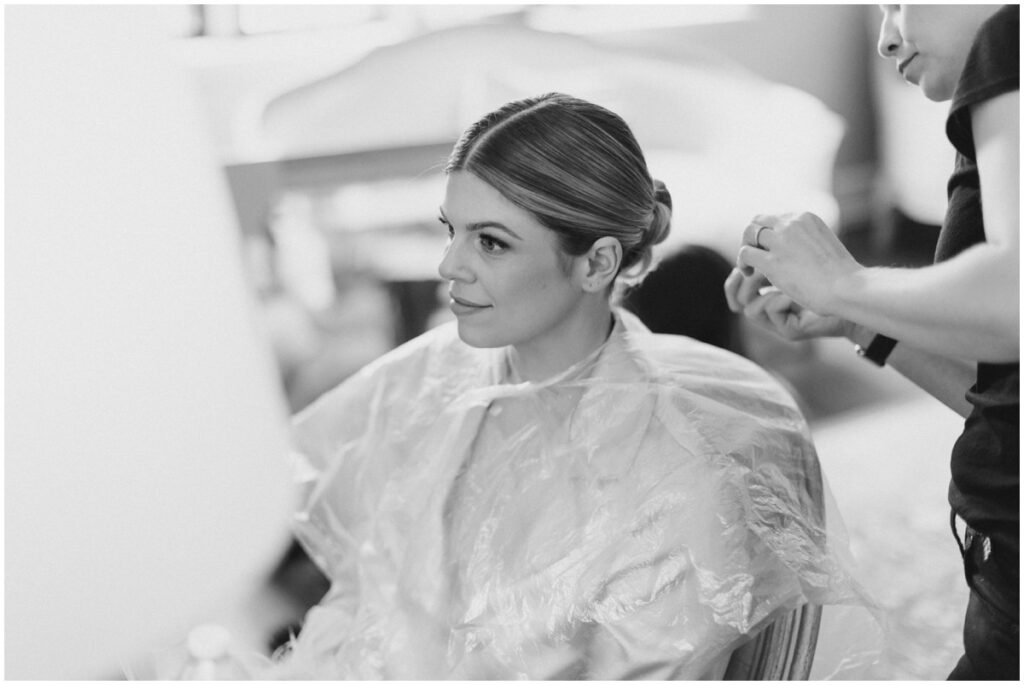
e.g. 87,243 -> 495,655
623,244 -> 746,356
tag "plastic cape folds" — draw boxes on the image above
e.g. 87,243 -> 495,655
271,309 -> 880,679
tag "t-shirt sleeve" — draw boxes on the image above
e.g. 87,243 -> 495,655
946,4 -> 1020,158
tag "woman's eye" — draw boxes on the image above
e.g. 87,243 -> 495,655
438,216 -> 453,239
478,234 -> 508,254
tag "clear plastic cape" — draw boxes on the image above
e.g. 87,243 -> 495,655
263,309 -> 881,679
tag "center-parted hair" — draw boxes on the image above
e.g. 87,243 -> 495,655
445,93 -> 672,281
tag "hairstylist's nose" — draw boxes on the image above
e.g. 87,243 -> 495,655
877,13 -> 901,58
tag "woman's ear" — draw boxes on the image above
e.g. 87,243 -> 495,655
578,236 -> 622,292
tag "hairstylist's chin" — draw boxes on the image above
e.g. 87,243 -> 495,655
917,71 -> 956,103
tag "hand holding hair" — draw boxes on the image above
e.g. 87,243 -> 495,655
724,268 -> 852,342
735,212 -> 863,316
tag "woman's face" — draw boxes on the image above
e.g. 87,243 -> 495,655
877,5 -> 996,102
437,171 -> 586,350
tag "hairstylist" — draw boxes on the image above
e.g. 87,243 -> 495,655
724,5 -> 1018,680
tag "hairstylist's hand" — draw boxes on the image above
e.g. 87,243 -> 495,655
724,269 -> 851,341
735,212 -> 862,315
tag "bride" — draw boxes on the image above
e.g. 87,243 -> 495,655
270,93 -> 871,679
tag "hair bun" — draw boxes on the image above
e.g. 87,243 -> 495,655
653,178 -> 673,212
620,179 -> 673,281
648,178 -> 672,248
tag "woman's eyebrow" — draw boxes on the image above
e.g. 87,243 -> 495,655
438,208 -> 522,240
467,221 -> 522,241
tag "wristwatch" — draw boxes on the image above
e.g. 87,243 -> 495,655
855,334 -> 898,367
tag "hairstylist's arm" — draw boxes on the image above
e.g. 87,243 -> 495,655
734,94 -> 1019,364
724,276 -> 974,418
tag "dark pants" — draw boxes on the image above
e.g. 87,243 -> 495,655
948,512 -> 1019,680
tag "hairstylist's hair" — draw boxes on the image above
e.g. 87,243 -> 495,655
445,93 -> 672,282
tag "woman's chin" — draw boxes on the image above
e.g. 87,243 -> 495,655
455,320 -> 505,349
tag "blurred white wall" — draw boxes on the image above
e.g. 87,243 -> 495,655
6,5 -> 296,678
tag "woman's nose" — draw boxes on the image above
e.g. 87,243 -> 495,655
437,237 -> 472,282
877,13 -> 902,58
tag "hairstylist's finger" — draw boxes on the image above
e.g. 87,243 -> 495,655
742,291 -> 777,332
745,222 -> 774,250
735,270 -> 769,308
735,248 -> 752,277
748,291 -> 803,341
741,222 -> 757,247
753,225 -> 777,250
725,268 -> 766,311
737,244 -> 768,275
751,214 -> 781,231
741,221 -> 771,248
763,291 -> 797,330
724,268 -> 745,312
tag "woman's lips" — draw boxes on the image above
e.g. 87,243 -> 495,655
449,294 -> 491,315
898,54 -> 917,76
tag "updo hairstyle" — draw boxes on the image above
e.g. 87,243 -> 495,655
445,93 -> 672,284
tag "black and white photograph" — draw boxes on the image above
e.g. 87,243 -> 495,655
6,3 -> 1019,680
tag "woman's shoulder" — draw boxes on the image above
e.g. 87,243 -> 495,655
290,321 -> 492,471
613,307 -> 794,401
605,324 -> 805,460
625,330 -> 782,389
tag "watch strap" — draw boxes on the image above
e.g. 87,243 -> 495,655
855,333 -> 898,366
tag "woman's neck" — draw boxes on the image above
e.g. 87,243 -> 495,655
507,301 -> 615,383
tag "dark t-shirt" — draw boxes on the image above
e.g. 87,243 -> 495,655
935,4 -> 1019,608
